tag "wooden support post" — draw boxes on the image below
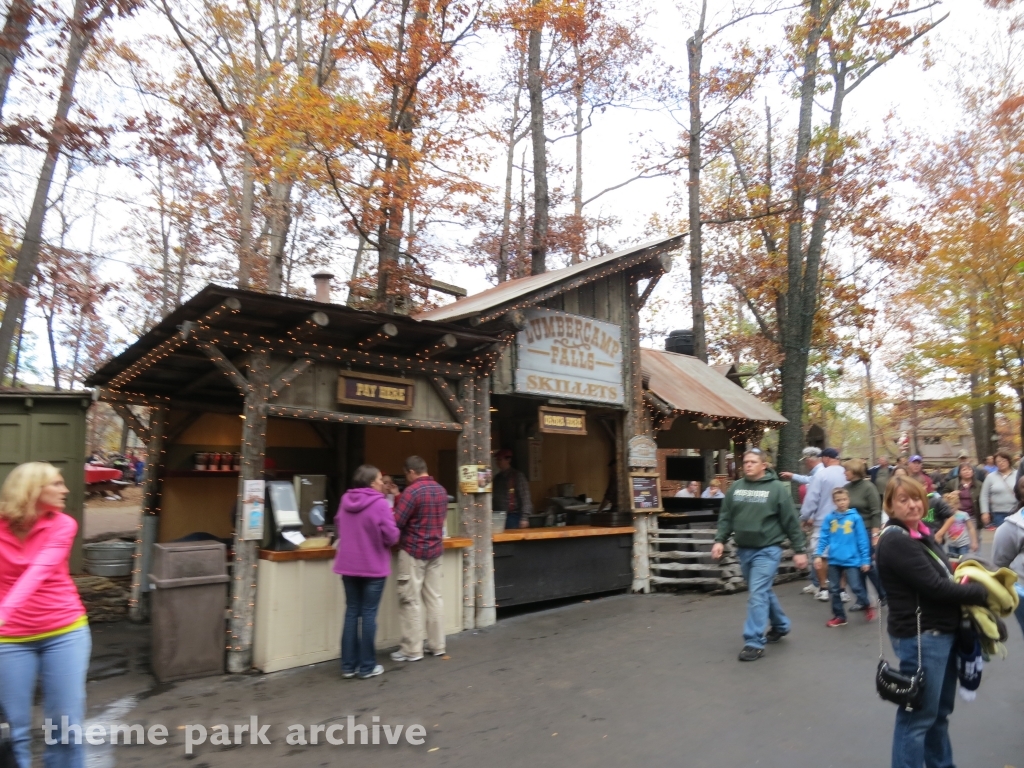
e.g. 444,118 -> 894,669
474,374 -> 495,628
129,405 -> 167,622
625,274 -> 651,594
458,376 -> 476,630
196,341 -> 252,396
111,404 -> 151,446
227,350 -> 270,673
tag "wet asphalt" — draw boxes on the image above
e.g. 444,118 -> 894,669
76,577 -> 1024,768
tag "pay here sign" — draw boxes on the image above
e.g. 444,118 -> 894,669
514,308 -> 623,405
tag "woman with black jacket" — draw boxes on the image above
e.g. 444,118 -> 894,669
876,476 -> 988,768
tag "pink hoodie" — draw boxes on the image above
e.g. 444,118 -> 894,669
0,509 -> 86,637
332,488 -> 401,579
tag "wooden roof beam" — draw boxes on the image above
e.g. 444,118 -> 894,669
270,358 -> 313,400
417,333 -> 457,359
111,404 -> 152,445
285,311 -> 329,341
357,323 -> 398,351
195,340 -> 252,395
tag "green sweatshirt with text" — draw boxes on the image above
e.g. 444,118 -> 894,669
715,468 -> 806,552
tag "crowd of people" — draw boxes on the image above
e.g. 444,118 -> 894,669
712,445 -> 1024,768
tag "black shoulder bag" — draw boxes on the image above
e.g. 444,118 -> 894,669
875,525 -> 926,711
0,700 -> 16,768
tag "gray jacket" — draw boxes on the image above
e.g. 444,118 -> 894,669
991,509 -> 1024,581
980,470 -> 1018,515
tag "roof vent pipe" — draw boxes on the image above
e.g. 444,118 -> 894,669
666,329 -> 695,356
312,273 -> 334,303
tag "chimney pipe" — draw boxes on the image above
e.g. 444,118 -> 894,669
312,272 -> 334,303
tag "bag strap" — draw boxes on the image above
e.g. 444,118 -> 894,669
876,525 -> 923,673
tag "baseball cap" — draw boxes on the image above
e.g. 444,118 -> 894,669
909,454 -> 923,463
821,448 -> 839,459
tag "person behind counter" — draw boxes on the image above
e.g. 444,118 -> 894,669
332,464 -> 400,680
391,456 -> 448,663
675,481 -> 701,498
701,479 -> 725,498
492,449 -> 532,529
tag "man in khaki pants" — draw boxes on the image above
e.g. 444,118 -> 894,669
391,456 -> 449,662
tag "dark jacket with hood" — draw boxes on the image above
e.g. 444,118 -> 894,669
332,487 -> 401,579
715,468 -> 806,553
875,518 -> 987,637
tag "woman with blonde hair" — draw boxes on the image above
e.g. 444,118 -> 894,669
0,462 -> 90,768
844,458 -> 885,607
875,475 -> 988,768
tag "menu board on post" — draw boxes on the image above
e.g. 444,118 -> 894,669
628,472 -> 663,512
459,464 -> 493,494
240,479 -> 266,540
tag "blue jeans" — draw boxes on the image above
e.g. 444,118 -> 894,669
737,546 -> 789,649
946,544 -> 970,558
0,625 -> 91,768
866,542 -> 886,602
890,630 -> 957,768
341,576 -> 386,675
828,564 -> 869,619
992,512 -> 1010,527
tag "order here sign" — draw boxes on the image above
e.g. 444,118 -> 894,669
514,308 -> 623,405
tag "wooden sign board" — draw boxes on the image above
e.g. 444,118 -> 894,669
629,471 -> 663,512
337,372 -> 414,410
538,406 -> 587,435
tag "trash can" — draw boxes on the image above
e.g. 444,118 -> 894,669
148,541 -> 229,683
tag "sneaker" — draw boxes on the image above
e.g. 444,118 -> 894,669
389,651 -> 423,662
765,628 -> 789,643
864,607 -> 877,622
826,617 -> 847,628
737,645 -> 764,661
357,664 -> 384,679
341,670 -> 356,679
802,584 -> 818,595
841,590 -> 851,603
815,589 -> 830,601
848,603 -> 868,612
425,648 -> 446,657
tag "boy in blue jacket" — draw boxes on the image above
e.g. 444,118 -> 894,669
814,487 -> 874,626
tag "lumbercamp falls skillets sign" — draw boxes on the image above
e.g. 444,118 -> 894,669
514,309 -> 623,406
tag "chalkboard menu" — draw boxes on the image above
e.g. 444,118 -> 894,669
629,472 -> 663,512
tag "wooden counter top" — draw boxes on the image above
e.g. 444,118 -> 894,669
259,536 -> 473,562
493,524 -> 635,542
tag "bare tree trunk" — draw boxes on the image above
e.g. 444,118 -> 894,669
527,0 -> 548,276
570,40 -> 585,265
497,45 -> 526,282
686,1 -> 707,362
265,179 -> 293,293
864,358 -> 876,464
0,0 -> 34,119
0,0 -> 110,381
776,0 -> 824,473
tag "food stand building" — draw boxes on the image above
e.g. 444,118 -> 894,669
86,234 -> 784,675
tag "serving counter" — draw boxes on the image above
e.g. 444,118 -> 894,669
252,538 -> 470,673
492,525 -> 636,608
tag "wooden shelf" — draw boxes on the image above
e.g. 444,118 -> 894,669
493,524 -> 635,542
163,470 -> 239,478
259,536 -> 473,562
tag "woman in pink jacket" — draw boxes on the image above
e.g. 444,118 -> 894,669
0,462 -> 90,768
333,464 -> 400,680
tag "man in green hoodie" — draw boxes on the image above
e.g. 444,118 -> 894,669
712,450 -> 808,661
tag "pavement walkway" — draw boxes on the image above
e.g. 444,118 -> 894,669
80,579 -> 1024,768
